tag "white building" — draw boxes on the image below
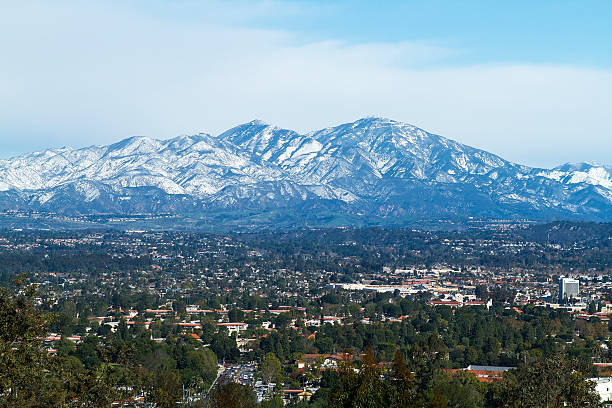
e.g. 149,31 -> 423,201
590,377 -> 612,405
217,322 -> 248,335
559,278 -> 579,301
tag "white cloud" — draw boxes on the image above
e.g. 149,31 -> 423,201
0,0 -> 611,168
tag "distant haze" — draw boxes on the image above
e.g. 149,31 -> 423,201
1,1 -> 611,168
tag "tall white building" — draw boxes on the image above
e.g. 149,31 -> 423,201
559,277 -> 579,301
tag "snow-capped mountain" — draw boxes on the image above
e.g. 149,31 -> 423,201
0,117 -> 610,225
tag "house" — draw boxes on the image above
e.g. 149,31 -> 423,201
217,322 -> 248,335
283,389 -> 313,402
446,365 -> 514,383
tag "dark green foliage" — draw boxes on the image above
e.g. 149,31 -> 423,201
210,332 -> 240,362
0,282 -> 219,407
0,282 -> 65,407
260,396 -> 284,408
149,369 -> 182,408
489,354 -> 600,408
428,371 -> 486,408
324,351 -> 598,408
0,281 -> 122,407
228,308 -> 244,322
260,352 -> 283,384
207,382 -> 257,408
329,349 -> 395,408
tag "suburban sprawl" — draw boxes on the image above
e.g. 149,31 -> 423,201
1,221 -> 611,407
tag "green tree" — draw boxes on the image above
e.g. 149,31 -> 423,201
0,281 -> 124,407
329,348 -> 394,408
0,283 -> 68,407
429,371 -> 485,408
275,313 -> 291,330
228,308 -> 244,323
587,300 -> 597,314
391,350 -> 416,406
491,353 -> 599,408
260,396 -> 284,408
207,382 -> 257,408
260,352 -> 283,384
149,369 -> 182,408
67,364 -> 120,408
210,333 -> 240,362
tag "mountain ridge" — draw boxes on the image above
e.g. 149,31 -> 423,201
0,117 -> 610,226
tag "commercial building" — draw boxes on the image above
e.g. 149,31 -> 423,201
559,278 -> 579,301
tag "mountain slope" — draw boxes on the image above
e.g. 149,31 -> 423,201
0,118 -> 610,225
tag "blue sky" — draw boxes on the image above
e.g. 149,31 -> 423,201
1,0 -> 611,167
252,1 -> 612,67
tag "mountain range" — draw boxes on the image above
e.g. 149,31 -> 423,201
1,117 -> 611,228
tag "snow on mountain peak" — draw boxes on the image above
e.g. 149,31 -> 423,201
107,136 -> 162,157
542,162 -> 612,189
0,118 -> 610,221
248,119 -> 269,126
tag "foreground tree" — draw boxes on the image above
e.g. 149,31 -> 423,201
490,353 -> 600,408
207,382 -> 257,408
259,396 -> 284,408
0,281 -> 125,407
148,369 -> 183,408
329,348 -> 395,408
0,282 -> 67,407
260,352 -> 283,384
391,350 -> 417,406
429,370 -> 486,408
